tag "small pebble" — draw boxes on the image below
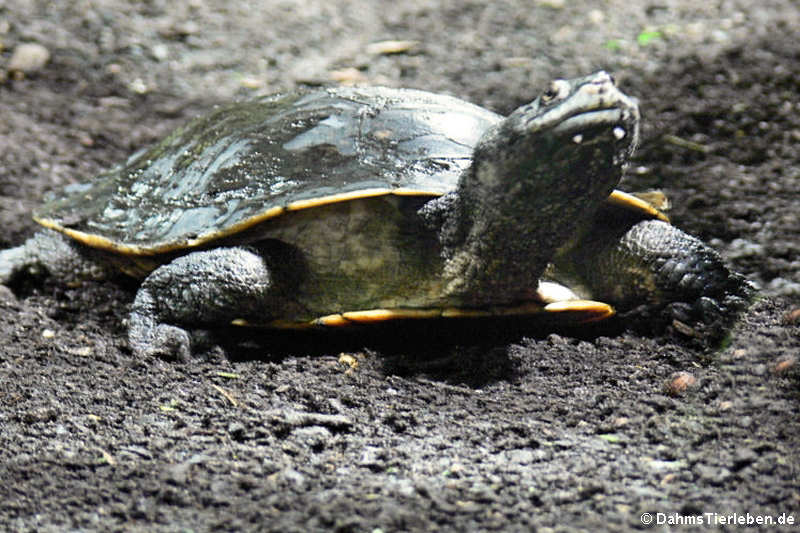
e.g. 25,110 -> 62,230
150,44 -> 169,61
671,319 -> 698,337
365,40 -> 418,55
612,416 -> 630,428
664,371 -> 697,396
68,346 -> 93,357
717,400 -> 733,411
329,67 -> 366,84
239,76 -> 264,89
128,78 -> 148,94
782,307 -> 800,325
8,43 -> 50,74
770,355 -> 796,375
338,352 -> 359,370
588,9 -> 605,24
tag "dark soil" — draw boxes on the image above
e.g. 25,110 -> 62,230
1,1 -> 798,532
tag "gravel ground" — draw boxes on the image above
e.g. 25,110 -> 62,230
0,1 -> 798,531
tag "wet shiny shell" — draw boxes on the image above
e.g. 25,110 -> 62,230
34,87 -> 501,255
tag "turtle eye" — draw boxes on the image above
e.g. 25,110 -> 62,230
541,79 -> 570,104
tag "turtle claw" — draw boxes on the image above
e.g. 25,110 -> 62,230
128,284 -> 190,361
128,291 -> 191,361
133,324 -> 192,362
669,268 -> 755,330
149,324 -> 192,362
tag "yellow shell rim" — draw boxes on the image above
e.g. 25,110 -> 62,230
35,187 -> 668,257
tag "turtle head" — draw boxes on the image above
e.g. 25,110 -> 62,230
508,70 -> 637,166
442,71 -> 641,304
468,71 -> 640,210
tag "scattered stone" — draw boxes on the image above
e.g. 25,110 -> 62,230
646,459 -> 687,471
150,44 -> 169,61
359,446 -> 386,470
7,43 -> 50,75
128,78 -> 149,94
329,67 -> 366,84
731,447 -> 758,471
293,426 -> 333,451
546,333 -> 568,345
717,400 -> 733,411
770,355 -> 796,375
671,319 -> 699,337
281,468 -> 305,487
782,307 -> 800,325
365,40 -> 418,55
67,346 -> 93,357
693,463 -> 732,486
164,454 -> 211,485
613,416 -> 630,428
239,76 -> 264,89
506,449 -> 535,465
664,371 -> 697,396
588,9 -> 605,24
338,352 -> 359,370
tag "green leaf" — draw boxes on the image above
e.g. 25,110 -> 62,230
637,30 -> 662,46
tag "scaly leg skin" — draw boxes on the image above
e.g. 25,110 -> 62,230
557,219 -> 755,335
0,229 -> 112,285
128,247 -> 276,361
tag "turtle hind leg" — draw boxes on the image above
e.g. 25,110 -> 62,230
0,229 -> 112,286
128,247 -> 277,360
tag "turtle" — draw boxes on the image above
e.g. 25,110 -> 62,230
0,71 -> 752,360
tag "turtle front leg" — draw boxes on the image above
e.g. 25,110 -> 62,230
129,247 -> 276,360
555,219 -> 755,327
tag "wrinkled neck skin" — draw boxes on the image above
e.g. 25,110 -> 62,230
434,113 -> 624,306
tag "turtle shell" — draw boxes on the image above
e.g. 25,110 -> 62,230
34,87 -> 501,256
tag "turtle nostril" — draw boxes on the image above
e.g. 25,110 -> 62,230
593,71 -> 612,84
591,71 -> 616,93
